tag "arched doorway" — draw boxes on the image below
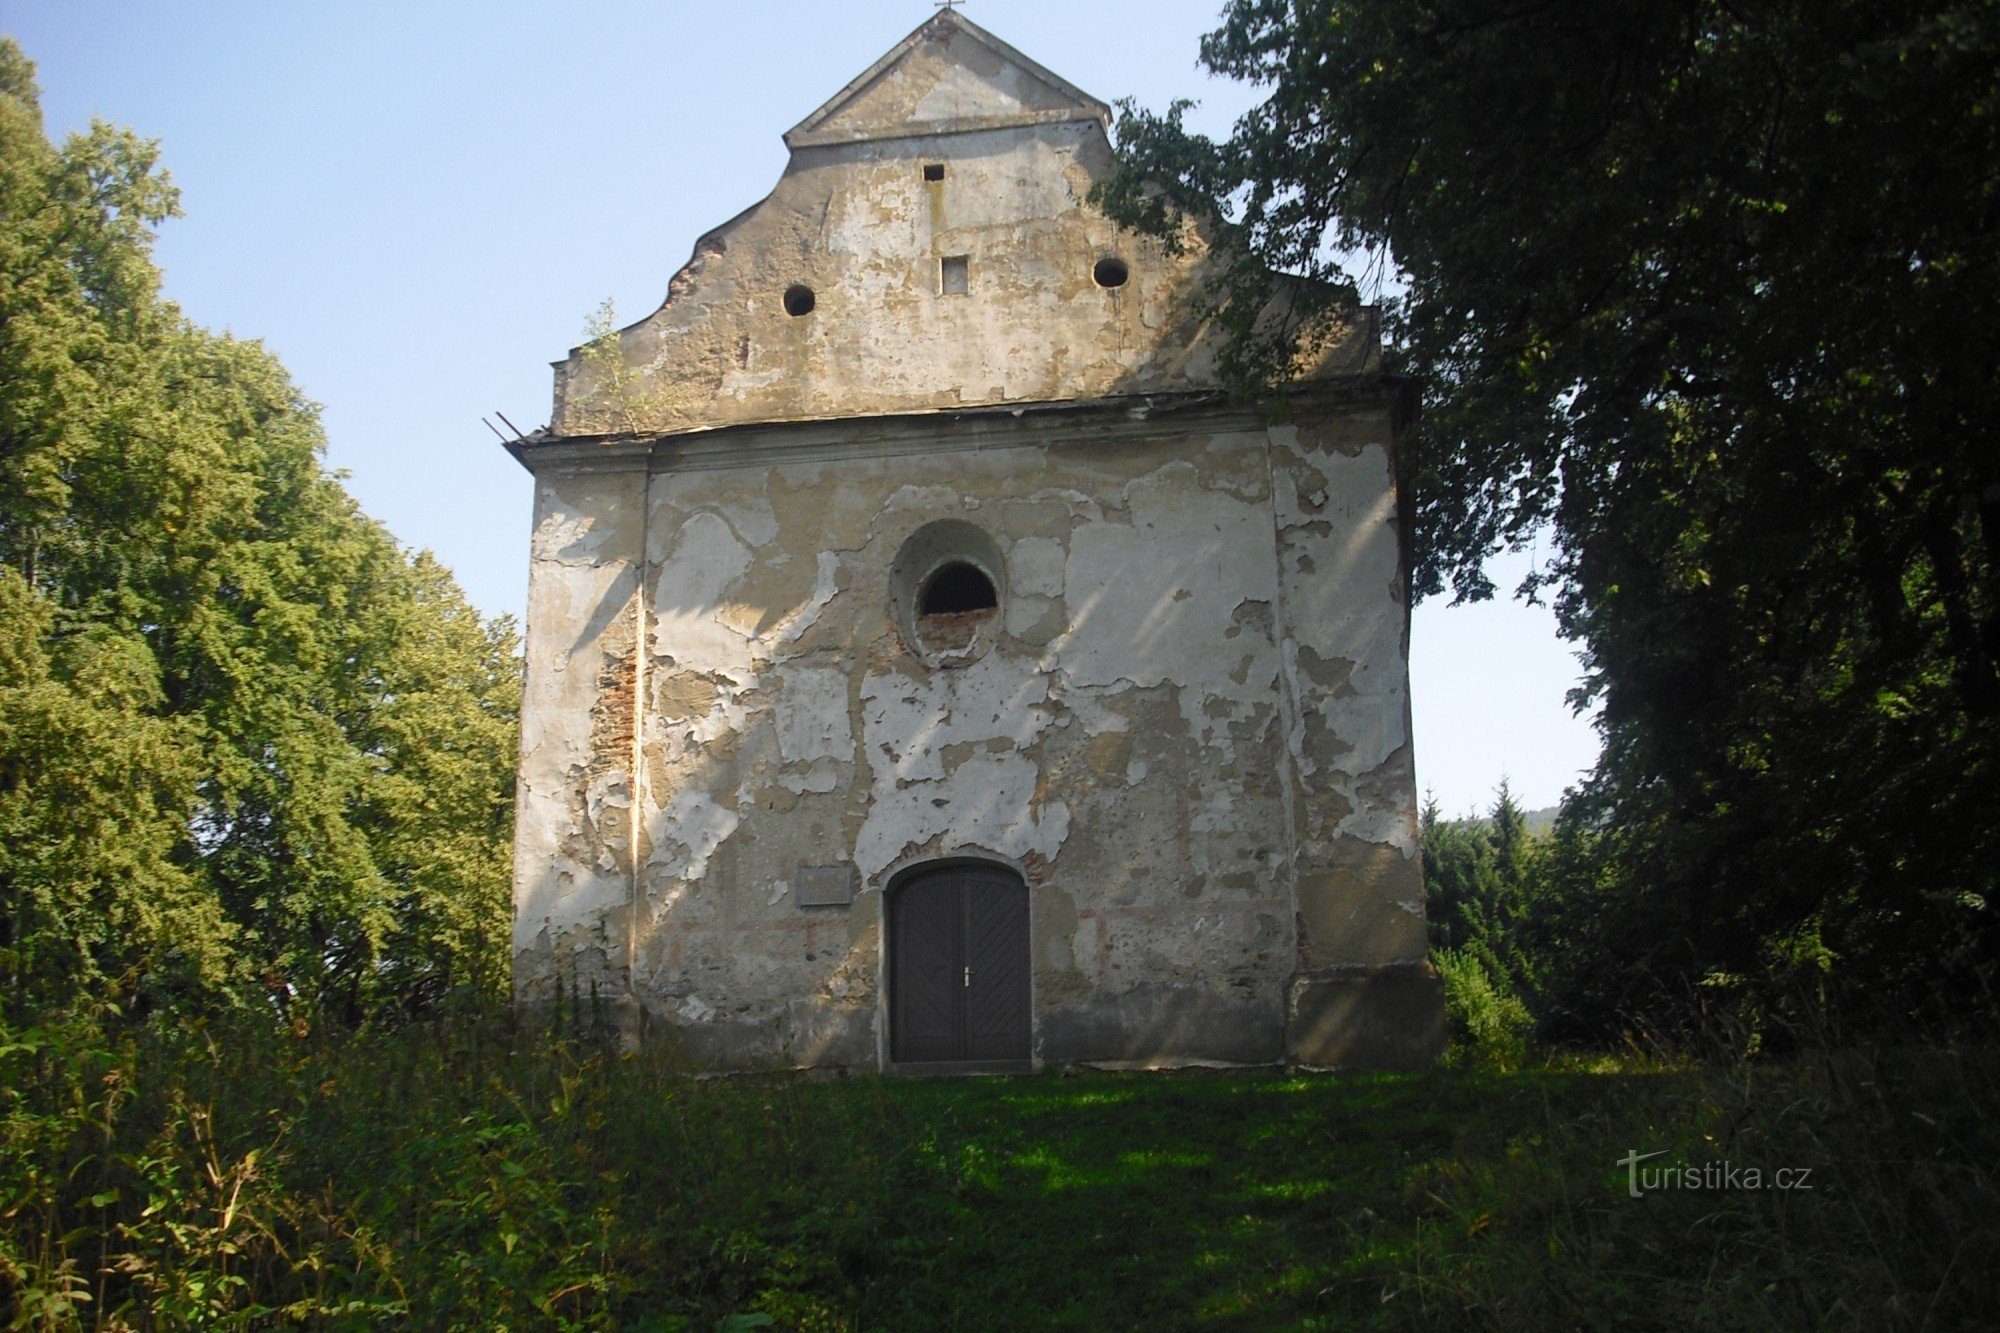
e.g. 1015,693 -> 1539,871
888,862 -> 1031,1066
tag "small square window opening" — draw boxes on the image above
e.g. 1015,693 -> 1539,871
922,162 -> 946,182
940,255 -> 969,296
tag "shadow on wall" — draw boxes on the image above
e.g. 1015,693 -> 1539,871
531,344 -> 1410,1070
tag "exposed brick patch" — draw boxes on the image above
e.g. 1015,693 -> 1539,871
589,627 -> 639,781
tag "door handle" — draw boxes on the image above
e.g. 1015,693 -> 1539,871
963,965 -> 971,988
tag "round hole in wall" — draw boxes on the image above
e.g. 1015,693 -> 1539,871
890,519 -> 1008,665
1093,256 -> 1129,289
919,561 -> 997,616
783,284 -> 816,317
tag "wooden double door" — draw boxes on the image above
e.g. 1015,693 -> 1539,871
888,864 -> 1031,1065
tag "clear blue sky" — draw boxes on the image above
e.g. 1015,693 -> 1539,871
4,0 -> 1598,815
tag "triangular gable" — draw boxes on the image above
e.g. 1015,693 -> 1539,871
785,9 -> 1111,148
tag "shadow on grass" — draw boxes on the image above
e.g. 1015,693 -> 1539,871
851,1067 -> 1660,1330
837,1050 -> 1997,1332
5,1012 -> 1991,1330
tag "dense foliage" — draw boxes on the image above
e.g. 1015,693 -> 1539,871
1105,0 -> 2000,1032
4,1009 -> 1994,1329
1422,789 -> 1539,1058
0,40 -> 518,1021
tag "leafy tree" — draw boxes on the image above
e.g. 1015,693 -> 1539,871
1107,0 -> 2000,1031
0,40 -> 518,1020
0,569 -> 222,1000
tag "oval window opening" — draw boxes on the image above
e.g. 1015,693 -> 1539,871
918,561 -> 997,616
890,520 -> 1007,664
1093,256 -> 1129,289
783,284 -> 816,317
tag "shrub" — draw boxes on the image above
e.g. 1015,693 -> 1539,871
1436,945 -> 1533,1066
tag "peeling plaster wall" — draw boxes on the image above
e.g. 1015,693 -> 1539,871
513,468 -> 646,1000
508,11 -> 1440,1070
511,401 -> 1429,1069
1270,416 -> 1428,972
550,27 -> 1375,437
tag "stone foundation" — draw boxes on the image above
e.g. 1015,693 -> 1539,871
1285,964 -> 1447,1070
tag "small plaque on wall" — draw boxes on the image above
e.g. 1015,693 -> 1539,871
794,865 -> 857,908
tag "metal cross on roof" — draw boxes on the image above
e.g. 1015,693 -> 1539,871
934,0 -> 964,10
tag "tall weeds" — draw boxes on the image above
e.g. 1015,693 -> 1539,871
0,1004 -> 894,1329
2,999 -> 1994,1330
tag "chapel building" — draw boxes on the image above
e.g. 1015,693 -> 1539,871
504,10 -> 1444,1071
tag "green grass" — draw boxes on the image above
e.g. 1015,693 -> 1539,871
2,1011 -> 1994,1329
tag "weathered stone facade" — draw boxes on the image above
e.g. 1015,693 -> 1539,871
505,11 -> 1443,1070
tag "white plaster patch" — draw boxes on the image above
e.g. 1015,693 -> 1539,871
854,654 -> 1068,878
698,679 -> 754,745
587,771 -> 632,811
1054,462 -> 1280,693
1008,536 -> 1066,597
1024,487 -> 1104,522
514,863 -> 626,947
1273,439 -> 1409,777
1052,462 -> 1285,766
722,367 -> 789,395
520,562 -> 636,778
532,508 -> 611,565
1004,593 -> 1058,639
774,664 -> 853,763
649,677 -> 754,773
1309,685 -> 1407,781
858,654 -> 1053,784
1054,680 -> 1133,736
1334,790 -> 1420,857
884,483 -> 960,513
650,511 -> 755,676
854,750 -> 1070,880
584,773 -> 632,874
769,551 -> 841,646
532,475 -> 637,565
714,493 -> 780,548
778,758 -> 843,795
650,788 -> 740,883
